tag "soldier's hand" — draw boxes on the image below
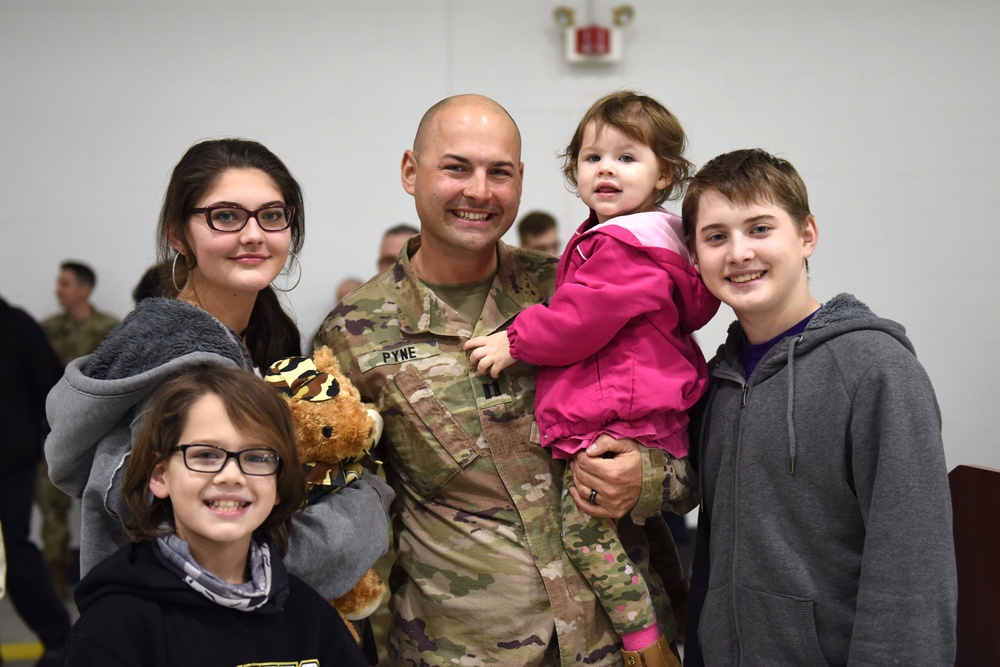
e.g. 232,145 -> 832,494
569,434 -> 642,519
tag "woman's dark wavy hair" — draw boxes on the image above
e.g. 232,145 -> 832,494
121,366 -> 304,556
156,138 -> 304,370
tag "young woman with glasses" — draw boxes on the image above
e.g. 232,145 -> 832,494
61,367 -> 368,666
45,139 -> 391,613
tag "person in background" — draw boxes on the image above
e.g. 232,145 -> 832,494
39,261 -> 120,596
317,94 -> 692,666
42,262 -> 121,364
516,210 -> 561,255
0,295 -> 71,667
376,223 -> 418,274
44,139 -> 391,607
682,149 -> 956,666
336,277 -> 363,302
62,367 -> 368,666
131,263 -> 165,303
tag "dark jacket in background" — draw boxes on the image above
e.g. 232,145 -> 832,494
0,296 -> 63,476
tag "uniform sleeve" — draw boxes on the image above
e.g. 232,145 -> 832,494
845,343 -> 957,664
631,445 -> 699,525
284,474 -> 393,599
509,237 -> 680,367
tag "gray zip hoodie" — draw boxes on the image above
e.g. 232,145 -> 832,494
45,297 -> 392,598
686,293 -> 956,666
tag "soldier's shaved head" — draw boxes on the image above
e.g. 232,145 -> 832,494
412,94 -> 521,162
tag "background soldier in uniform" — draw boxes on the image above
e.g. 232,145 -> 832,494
40,260 -> 120,596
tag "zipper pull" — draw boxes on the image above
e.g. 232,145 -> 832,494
741,383 -> 748,408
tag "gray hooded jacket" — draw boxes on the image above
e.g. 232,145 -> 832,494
45,298 -> 391,597
686,294 -> 956,666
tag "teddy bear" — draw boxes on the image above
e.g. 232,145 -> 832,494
264,345 -> 387,624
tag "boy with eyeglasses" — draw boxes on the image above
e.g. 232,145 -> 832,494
62,367 -> 369,666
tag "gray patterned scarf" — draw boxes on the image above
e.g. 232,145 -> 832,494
155,532 -> 273,612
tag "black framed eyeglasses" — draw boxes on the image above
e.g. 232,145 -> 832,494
187,205 -> 295,233
170,444 -> 282,476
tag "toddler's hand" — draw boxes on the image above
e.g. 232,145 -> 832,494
464,331 -> 514,378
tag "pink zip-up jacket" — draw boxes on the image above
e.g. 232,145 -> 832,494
507,208 -> 720,459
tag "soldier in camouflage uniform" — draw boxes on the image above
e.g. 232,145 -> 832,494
42,262 -> 120,365
40,261 -> 120,596
316,95 -> 696,666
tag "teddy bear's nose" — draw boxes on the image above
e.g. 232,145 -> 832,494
322,425 -> 334,438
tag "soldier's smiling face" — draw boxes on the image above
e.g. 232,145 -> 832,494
401,98 -> 523,265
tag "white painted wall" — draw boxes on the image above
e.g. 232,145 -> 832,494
2,0 -> 997,470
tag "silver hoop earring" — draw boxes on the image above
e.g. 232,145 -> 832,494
272,251 -> 302,293
171,251 -> 191,293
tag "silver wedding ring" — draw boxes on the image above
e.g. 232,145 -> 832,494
589,489 -> 598,504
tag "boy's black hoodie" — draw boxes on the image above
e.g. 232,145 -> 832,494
65,540 -> 367,666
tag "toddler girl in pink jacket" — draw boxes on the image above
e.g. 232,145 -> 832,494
467,91 -> 718,665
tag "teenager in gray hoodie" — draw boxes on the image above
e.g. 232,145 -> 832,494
681,149 -> 956,666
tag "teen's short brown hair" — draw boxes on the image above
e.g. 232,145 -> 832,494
682,148 -> 812,247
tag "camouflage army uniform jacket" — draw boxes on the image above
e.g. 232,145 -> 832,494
42,307 -> 120,365
317,237 -> 695,667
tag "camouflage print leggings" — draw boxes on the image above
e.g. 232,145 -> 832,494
561,465 -> 656,636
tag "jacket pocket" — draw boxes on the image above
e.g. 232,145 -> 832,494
698,584 -> 830,667
737,587 -> 831,667
388,364 -> 483,498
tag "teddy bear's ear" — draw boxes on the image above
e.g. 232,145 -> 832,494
265,356 -> 310,394
265,355 -> 340,401
313,345 -> 344,375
